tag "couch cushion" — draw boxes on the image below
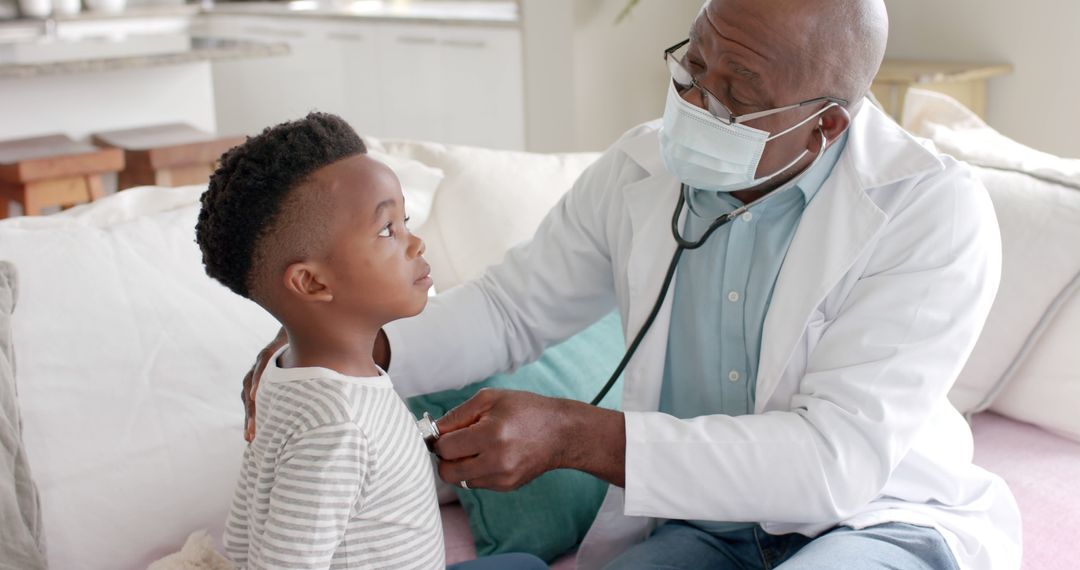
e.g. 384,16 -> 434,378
902,89 -> 1080,430
367,139 -> 601,292
972,412 -> 1080,570
989,275 -> 1080,441
0,261 -> 48,570
410,312 -> 624,563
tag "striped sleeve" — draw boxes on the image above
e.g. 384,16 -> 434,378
259,422 -> 368,570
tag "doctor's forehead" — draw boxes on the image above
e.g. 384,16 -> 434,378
687,5 -> 788,100
693,0 -> 834,96
692,1 -> 787,58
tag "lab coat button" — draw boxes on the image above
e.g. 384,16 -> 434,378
728,291 -> 740,302
728,370 -> 741,382
741,212 -> 753,222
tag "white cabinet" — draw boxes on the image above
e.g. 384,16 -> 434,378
439,26 -> 524,149
376,24 -> 445,143
199,15 -> 525,150
197,15 -> 356,137
327,24 -> 383,138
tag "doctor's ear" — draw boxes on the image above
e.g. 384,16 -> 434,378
282,262 -> 334,303
817,106 -> 850,149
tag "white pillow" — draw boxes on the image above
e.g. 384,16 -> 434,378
991,274 -> 1080,441
369,139 -> 601,291
902,90 -> 1080,189
901,89 -> 1080,438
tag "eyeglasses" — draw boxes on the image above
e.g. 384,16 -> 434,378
663,39 -> 847,126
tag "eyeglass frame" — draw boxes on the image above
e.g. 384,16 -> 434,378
663,39 -> 847,126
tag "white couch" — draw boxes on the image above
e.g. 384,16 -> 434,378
0,90 -> 1077,569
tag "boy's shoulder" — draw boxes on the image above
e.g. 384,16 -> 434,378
265,375 -> 368,431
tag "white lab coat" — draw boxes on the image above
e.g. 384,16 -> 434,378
386,101 -> 1022,570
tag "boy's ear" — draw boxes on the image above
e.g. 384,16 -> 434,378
282,262 -> 334,303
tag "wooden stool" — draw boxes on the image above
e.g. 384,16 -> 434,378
0,135 -> 124,218
92,124 -> 244,190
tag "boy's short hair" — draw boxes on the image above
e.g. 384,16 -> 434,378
195,112 -> 366,299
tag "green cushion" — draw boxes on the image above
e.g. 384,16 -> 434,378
407,312 -> 624,562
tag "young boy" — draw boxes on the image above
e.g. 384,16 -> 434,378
196,112 -> 444,569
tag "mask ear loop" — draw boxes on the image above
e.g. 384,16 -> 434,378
730,103 -> 841,192
766,102 -> 839,142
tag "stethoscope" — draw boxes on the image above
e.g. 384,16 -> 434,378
587,128 -> 831,406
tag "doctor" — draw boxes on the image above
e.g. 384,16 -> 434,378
245,0 -> 1021,568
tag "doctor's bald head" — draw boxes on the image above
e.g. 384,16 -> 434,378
694,0 -> 888,113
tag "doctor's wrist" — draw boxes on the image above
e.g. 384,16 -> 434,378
554,399 -> 626,487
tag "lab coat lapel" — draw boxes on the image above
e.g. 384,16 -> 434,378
619,129 -> 682,413
754,157 -> 887,410
754,103 -> 944,410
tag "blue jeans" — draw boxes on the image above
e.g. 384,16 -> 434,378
448,553 -> 549,569
604,521 -> 959,570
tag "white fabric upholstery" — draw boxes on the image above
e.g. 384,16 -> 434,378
0,261 -> 48,570
902,89 -> 1080,440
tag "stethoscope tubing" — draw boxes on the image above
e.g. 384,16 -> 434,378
588,128 -> 831,406
589,187 -> 736,406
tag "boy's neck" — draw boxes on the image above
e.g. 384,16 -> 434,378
278,323 -> 383,378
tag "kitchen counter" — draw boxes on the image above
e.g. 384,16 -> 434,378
0,1 -> 519,29
0,34 -> 287,79
206,1 -> 518,26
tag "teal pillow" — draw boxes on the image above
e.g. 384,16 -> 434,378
407,312 -> 624,562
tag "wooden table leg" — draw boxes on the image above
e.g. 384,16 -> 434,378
86,174 -> 105,201
0,181 -> 22,218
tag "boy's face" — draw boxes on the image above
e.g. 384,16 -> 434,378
312,154 -> 431,325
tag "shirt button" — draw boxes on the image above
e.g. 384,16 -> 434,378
728,370 -> 741,382
727,291 -> 740,302
741,212 -> 753,222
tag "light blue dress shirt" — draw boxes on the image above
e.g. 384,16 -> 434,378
659,134 -> 847,533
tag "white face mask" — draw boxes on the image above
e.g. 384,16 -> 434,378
659,80 -> 836,193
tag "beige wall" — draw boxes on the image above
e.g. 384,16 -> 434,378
521,0 -> 702,152
885,0 -> 1077,158
570,0 -> 703,151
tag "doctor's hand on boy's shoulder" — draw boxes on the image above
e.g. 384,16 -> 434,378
242,327 -> 289,442
432,388 -> 628,491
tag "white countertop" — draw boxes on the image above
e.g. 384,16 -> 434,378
208,1 -> 519,25
0,1 -> 519,30
0,34 -> 288,78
